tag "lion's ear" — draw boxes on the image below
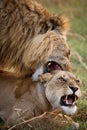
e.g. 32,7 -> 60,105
58,14 -> 70,35
38,73 -> 53,83
49,14 -> 70,35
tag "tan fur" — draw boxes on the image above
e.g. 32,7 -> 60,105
0,71 -> 81,125
0,0 -> 71,76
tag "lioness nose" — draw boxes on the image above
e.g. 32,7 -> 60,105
69,86 -> 78,92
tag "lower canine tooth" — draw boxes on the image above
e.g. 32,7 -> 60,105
73,101 -> 75,105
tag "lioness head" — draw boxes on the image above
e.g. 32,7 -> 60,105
0,71 -> 81,124
39,71 -> 81,115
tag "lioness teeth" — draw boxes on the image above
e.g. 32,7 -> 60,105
73,101 -> 75,105
65,96 -> 68,104
66,95 -> 68,100
61,94 -> 79,106
75,96 -> 77,102
66,95 -> 75,105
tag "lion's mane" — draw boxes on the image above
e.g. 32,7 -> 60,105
0,0 -> 70,76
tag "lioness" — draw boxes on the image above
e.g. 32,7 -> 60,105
0,0 -> 71,76
0,71 -> 81,124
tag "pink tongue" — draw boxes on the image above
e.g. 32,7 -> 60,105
67,99 -> 73,104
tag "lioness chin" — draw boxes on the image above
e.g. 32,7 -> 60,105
0,71 -> 81,124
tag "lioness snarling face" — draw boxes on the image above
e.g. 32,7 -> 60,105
41,71 -> 81,115
0,71 -> 81,124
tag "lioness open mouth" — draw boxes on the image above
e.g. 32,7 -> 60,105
60,95 -> 78,107
44,61 -> 63,73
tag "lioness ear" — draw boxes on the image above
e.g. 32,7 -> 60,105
38,73 -> 53,83
49,14 -> 70,35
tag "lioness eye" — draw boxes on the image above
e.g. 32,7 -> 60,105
76,80 -> 80,84
59,77 -> 67,82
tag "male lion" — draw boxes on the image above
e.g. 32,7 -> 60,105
0,71 -> 81,124
0,0 -> 71,77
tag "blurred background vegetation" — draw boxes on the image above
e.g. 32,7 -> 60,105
37,0 -> 87,129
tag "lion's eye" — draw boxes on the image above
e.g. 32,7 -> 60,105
59,77 -> 67,82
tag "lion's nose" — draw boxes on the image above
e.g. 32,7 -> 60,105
69,86 -> 78,92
